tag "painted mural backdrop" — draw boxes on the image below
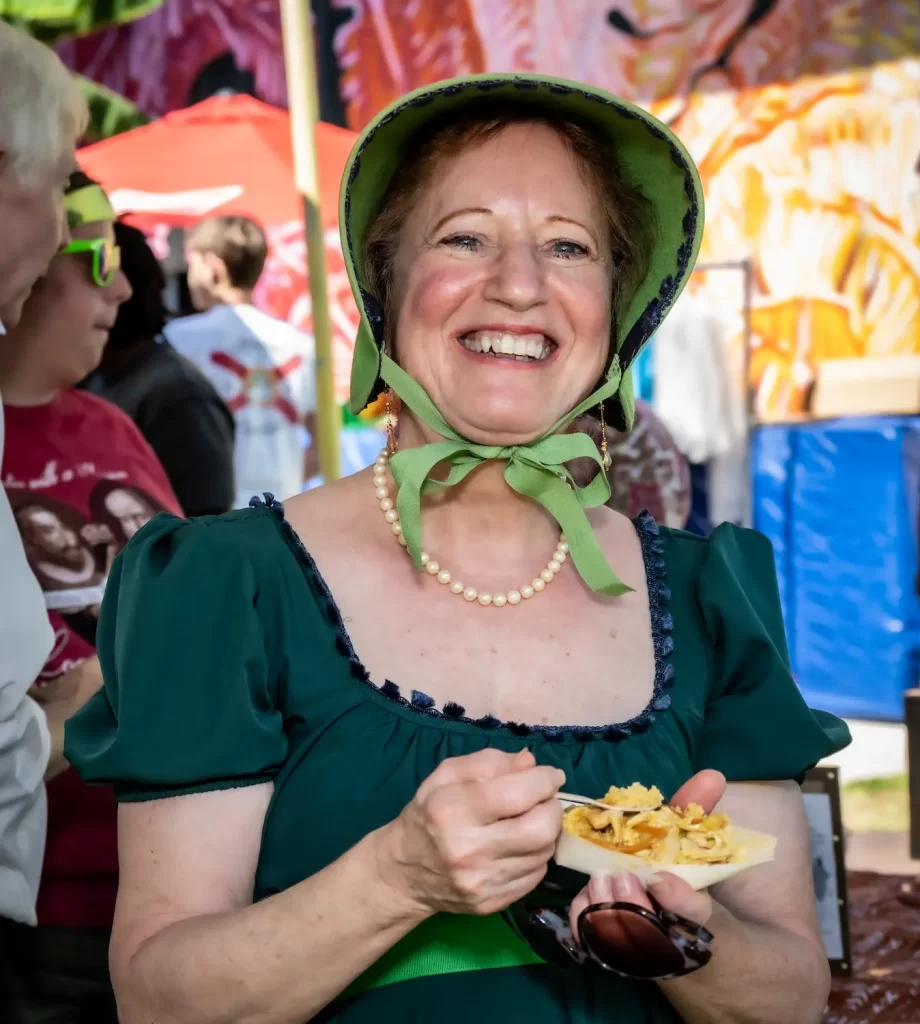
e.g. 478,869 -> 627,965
53,0 -> 920,417
328,0 -> 920,420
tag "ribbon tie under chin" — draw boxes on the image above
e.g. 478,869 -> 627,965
381,354 -> 633,598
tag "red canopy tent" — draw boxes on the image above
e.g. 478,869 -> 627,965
76,94 -> 362,406
77,93 -> 356,228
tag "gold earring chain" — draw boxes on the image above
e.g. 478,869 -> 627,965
385,390 -> 399,455
598,402 -> 612,470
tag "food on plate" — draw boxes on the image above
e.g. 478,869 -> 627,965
562,783 -> 742,866
594,782 -> 665,810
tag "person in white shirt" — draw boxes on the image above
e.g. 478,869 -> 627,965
0,22 -> 98,928
165,216 -> 318,508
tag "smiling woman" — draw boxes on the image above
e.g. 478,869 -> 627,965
65,75 -> 848,1024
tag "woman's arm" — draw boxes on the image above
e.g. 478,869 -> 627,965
658,780 -> 830,1024
110,748 -> 564,1024
111,784 -> 426,1024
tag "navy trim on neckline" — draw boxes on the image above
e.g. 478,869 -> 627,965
252,494 -> 674,743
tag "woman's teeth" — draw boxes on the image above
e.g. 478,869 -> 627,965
459,331 -> 553,362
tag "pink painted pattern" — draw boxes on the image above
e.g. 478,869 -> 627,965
57,0 -> 288,119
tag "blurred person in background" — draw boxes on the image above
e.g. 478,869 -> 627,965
0,172 -> 182,1024
165,214 -> 318,506
573,401 -> 691,529
81,221 -> 236,517
0,20 -> 87,941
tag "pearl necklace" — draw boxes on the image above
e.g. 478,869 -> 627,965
373,449 -> 569,607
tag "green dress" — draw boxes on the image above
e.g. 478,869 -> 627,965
65,497 -> 850,1023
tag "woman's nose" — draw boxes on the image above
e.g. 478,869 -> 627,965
108,267 -> 133,305
483,241 -> 548,310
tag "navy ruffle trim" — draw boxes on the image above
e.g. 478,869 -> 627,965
253,495 -> 674,743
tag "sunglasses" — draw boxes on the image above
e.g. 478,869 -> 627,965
505,884 -> 713,980
61,237 -> 121,288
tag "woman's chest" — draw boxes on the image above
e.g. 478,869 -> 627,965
330,568 -> 657,728
256,508 -> 711,898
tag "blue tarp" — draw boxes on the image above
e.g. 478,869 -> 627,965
753,418 -> 920,721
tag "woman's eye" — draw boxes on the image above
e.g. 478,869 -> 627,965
441,234 -> 481,251
550,239 -> 590,258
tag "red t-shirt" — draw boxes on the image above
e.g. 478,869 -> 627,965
2,389 -> 182,930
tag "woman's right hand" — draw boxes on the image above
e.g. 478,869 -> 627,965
374,747 -> 565,918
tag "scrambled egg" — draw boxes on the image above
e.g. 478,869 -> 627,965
563,783 -> 741,865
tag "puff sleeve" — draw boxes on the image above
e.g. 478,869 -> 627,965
65,513 -> 288,801
694,523 -> 850,780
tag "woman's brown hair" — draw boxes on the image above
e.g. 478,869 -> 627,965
362,104 -> 657,352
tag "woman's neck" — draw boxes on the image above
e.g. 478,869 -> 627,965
394,408 -> 562,573
0,337 -> 58,407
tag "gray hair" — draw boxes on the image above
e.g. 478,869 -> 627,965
0,22 -> 88,186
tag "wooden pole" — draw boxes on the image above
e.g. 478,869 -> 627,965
279,0 -> 340,481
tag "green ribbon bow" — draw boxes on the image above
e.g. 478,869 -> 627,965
381,353 -> 633,598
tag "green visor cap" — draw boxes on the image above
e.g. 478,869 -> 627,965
64,184 -> 115,231
339,73 -> 704,597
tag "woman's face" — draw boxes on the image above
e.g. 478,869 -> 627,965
391,122 -> 613,445
18,220 -> 132,387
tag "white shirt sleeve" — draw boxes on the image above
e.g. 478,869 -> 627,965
0,391 -> 53,925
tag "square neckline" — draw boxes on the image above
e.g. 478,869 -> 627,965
254,494 -> 675,743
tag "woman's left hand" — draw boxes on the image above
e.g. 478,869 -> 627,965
568,769 -> 726,945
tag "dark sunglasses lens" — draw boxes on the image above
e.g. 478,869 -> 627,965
580,906 -> 687,979
94,241 -> 121,286
97,243 -> 113,285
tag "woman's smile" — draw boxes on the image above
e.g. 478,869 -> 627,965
457,327 -> 559,366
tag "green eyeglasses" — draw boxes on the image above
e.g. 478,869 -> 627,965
61,237 -> 121,287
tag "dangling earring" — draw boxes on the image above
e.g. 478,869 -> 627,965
598,402 -> 612,470
385,390 -> 399,455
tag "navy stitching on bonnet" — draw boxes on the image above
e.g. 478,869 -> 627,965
252,495 -> 674,742
345,77 -> 699,411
